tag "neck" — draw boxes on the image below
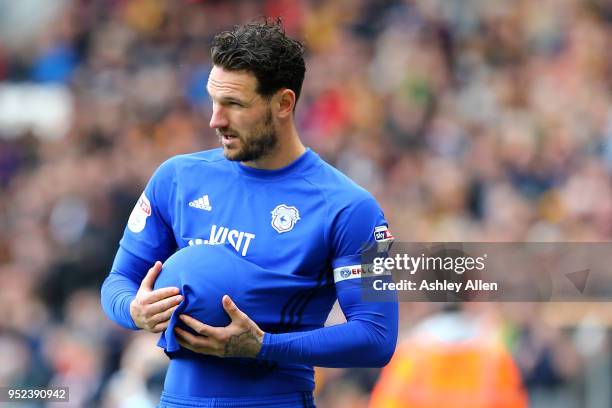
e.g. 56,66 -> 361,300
241,123 -> 305,170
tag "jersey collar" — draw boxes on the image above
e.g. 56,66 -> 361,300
233,148 -> 318,179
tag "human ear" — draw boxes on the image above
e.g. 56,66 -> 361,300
275,89 -> 295,119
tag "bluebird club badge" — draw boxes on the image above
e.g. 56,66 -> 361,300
271,204 -> 300,233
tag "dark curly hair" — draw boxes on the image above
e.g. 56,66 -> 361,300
211,19 -> 306,104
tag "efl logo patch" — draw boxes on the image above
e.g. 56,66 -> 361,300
333,265 -> 362,283
127,193 -> 151,233
271,204 -> 300,233
374,225 -> 394,242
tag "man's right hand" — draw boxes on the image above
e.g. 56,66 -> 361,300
130,261 -> 183,333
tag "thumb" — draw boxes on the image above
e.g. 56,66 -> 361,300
222,295 -> 244,321
141,261 -> 163,290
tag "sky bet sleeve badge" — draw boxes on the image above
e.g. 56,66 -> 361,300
374,225 -> 395,252
271,204 -> 300,233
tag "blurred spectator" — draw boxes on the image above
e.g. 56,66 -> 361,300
508,303 -> 582,408
101,332 -> 168,408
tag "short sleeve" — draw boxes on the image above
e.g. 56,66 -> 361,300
119,159 -> 178,263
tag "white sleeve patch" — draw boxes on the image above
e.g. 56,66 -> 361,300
374,225 -> 394,242
127,192 -> 152,233
333,264 -> 362,283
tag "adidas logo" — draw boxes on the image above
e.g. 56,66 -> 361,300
189,195 -> 212,211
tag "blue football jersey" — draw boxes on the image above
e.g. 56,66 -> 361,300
115,148 -> 394,397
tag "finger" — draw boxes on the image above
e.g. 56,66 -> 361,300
141,261 -> 163,290
180,314 -> 222,338
175,327 -> 214,348
176,336 -> 213,355
151,321 -> 169,333
145,287 -> 181,304
147,294 -> 183,315
149,305 -> 179,326
222,295 -> 246,321
176,337 -> 198,353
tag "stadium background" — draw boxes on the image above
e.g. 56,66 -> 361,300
0,0 -> 611,406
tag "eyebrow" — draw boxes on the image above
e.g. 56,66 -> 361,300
208,90 -> 262,108
206,85 -> 247,103
218,96 -> 246,104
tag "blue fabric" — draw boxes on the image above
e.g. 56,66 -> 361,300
100,247 -> 150,330
158,391 -> 315,407
101,148 -> 398,397
154,244 -> 244,352
258,277 -> 398,368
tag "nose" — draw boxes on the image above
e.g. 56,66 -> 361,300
209,104 -> 229,129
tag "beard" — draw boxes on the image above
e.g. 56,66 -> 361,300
218,109 -> 278,162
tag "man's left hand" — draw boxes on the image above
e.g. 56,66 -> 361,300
174,295 -> 265,358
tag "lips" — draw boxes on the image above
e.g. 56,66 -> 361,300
218,130 -> 237,139
219,133 -> 239,148
221,134 -> 237,144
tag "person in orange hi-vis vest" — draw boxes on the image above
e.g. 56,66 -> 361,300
370,304 -> 527,408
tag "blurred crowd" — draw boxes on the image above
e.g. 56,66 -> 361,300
0,0 -> 611,406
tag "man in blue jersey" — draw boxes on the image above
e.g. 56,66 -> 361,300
101,19 -> 397,407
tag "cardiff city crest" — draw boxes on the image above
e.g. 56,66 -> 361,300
271,204 -> 300,233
